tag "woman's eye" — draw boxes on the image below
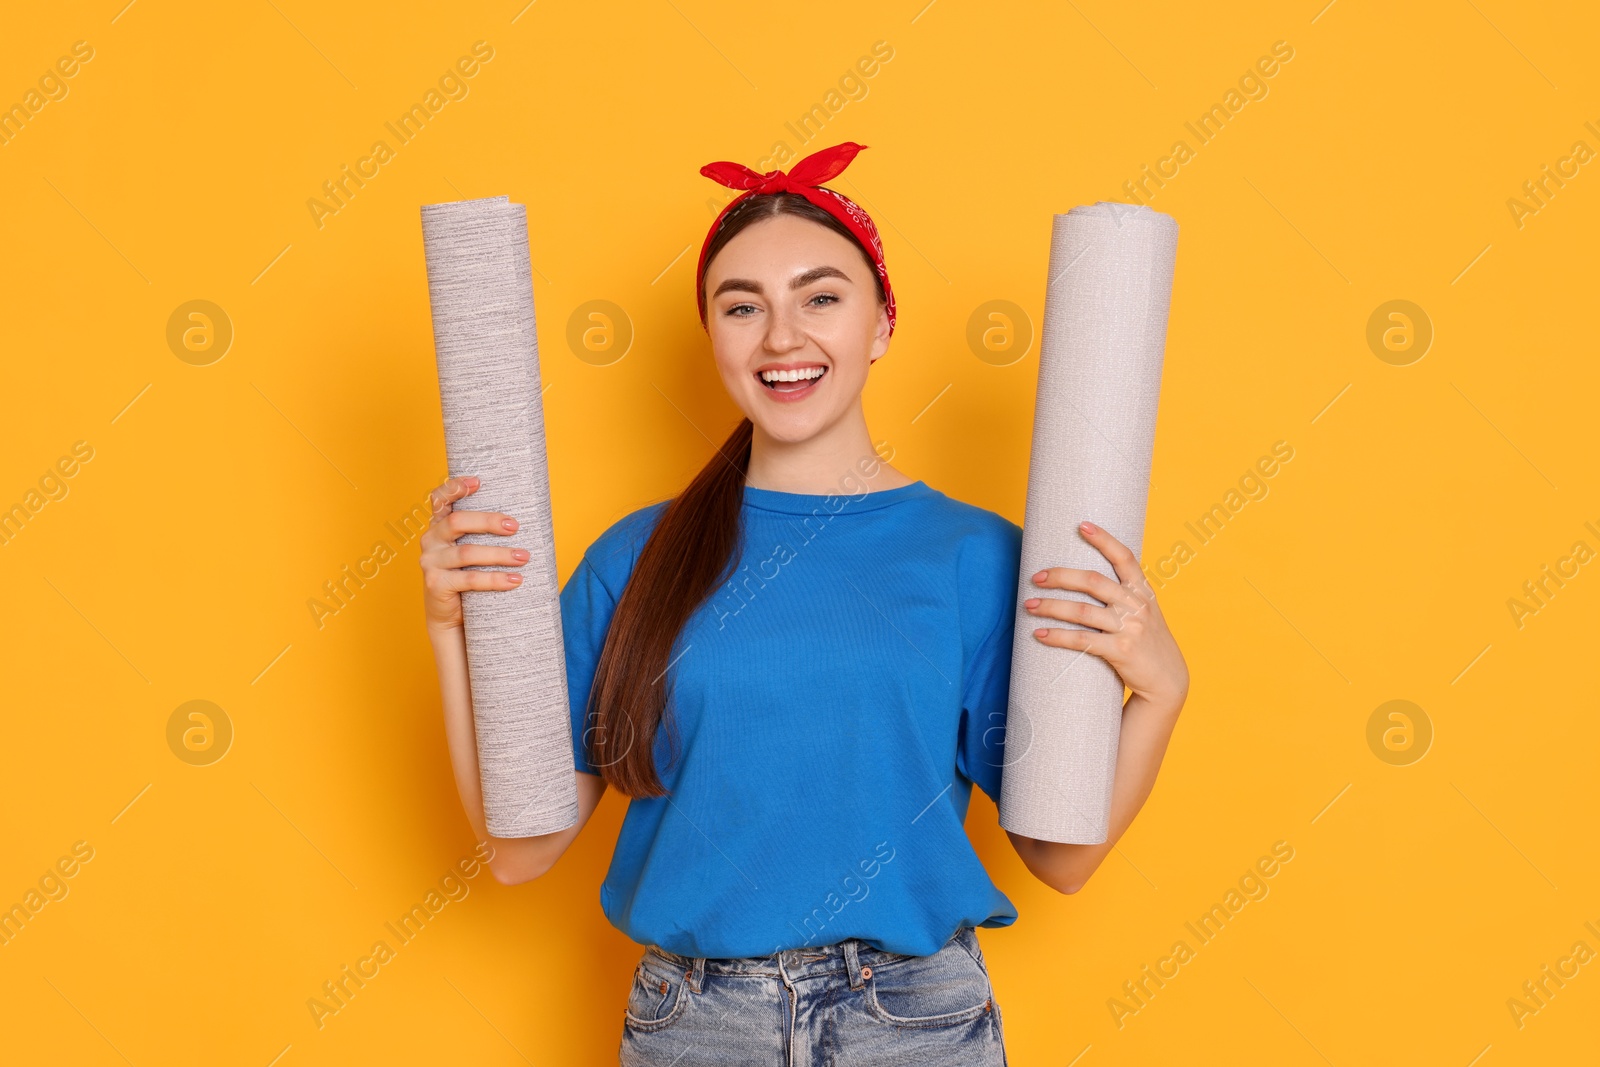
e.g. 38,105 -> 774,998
724,294 -> 836,316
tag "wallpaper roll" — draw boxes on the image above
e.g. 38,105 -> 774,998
998,202 -> 1179,845
421,195 -> 578,838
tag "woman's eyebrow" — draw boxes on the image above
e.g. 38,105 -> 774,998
711,265 -> 854,299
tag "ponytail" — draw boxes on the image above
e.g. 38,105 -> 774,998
583,418 -> 753,797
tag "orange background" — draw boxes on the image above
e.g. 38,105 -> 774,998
2,1 -> 1596,1063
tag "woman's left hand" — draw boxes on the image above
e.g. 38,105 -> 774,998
1024,520 -> 1189,713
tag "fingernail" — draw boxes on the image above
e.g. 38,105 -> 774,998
1034,628 -> 1048,638
502,519 -> 516,530
512,549 -> 530,562
1032,570 -> 1048,582
1080,521 -> 1097,533
507,574 -> 523,584
1024,598 -> 1040,608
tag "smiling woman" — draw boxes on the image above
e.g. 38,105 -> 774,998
418,142 -> 1189,1066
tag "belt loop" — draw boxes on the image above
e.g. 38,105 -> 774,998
843,938 -> 864,990
680,954 -> 705,994
955,924 -> 980,964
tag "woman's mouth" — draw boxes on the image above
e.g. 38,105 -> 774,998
755,364 -> 828,402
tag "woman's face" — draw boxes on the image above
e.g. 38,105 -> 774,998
702,212 -> 890,445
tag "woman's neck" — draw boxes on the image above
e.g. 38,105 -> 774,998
744,407 -> 913,495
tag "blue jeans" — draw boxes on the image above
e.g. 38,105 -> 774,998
618,925 -> 1007,1065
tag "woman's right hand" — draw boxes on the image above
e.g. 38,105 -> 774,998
419,475 -> 530,631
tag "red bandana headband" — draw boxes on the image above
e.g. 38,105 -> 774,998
695,141 -> 896,337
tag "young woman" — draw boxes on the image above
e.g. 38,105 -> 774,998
420,142 -> 1189,1064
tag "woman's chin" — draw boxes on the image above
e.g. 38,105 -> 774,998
745,406 -> 837,446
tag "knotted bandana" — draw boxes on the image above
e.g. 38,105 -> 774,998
696,141 -> 896,337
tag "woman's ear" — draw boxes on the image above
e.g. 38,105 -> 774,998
868,304 -> 891,362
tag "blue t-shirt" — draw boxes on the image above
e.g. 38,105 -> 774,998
559,478 -> 1022,959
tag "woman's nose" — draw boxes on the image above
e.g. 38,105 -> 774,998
763,303 -> 805,351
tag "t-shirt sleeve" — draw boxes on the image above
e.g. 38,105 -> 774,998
559,553 -> 619,777
956,606 -> 1015,804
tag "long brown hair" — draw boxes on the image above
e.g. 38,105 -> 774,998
583,190 -> 889,797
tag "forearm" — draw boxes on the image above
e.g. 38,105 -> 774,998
427,621 -> 571,884
425,617 -> 604,883
1007,692 -> 1184,893
420,477 -> 608,885
428,620 -> 493,844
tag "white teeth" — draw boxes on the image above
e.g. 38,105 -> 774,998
759,366 -> 826,383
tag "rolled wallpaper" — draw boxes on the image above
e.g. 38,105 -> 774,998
998,202 -> 1179,845
421,196 -> 577,838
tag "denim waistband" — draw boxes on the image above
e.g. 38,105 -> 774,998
641,925 -> 977,994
